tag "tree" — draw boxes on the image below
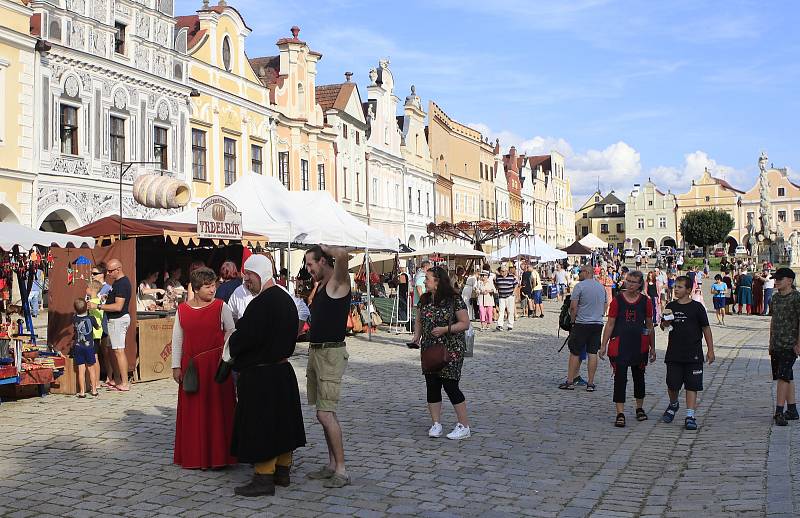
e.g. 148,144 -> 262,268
680,209 -> 735,254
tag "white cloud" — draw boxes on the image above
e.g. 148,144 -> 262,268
648,151 -> 747,194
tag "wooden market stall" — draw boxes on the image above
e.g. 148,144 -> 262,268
47,215 -> 267,392
0,222 -> 94,401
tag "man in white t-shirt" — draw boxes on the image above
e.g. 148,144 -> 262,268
230,256 -> 306,326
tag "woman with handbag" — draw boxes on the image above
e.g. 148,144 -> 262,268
171,267 -> 237,469
411,266 -> 472,440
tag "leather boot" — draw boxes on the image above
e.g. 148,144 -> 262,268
234,473 -> 275,497
274,465 -> 291,487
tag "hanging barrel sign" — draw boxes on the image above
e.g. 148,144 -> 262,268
197,195 -> 242,240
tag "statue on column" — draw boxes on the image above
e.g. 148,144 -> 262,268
790,231 -> 800,267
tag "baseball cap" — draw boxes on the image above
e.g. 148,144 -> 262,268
774,267 -> 795,280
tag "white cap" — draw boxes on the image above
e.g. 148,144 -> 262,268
243,254 -> 273,284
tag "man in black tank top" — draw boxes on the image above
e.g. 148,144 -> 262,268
304,244 -> 352,488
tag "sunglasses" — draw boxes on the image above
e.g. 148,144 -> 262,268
91,271 -> 102,275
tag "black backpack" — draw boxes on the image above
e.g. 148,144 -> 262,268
558,295 -> 572,332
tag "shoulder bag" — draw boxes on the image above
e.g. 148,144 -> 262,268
182,356 -> 199,393
421,298 -> 454,373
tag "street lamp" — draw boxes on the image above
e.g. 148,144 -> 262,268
118,161 -> 163,239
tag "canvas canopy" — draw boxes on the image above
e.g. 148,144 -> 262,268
163,173 -> 399,252
69,216 -> 268,247
491,235 -> 566,262
0,221 -> 94,251
578,233 -> 608,249
399,242 -> 486,259
561,241 -> 593,256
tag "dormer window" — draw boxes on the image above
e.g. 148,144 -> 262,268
222,36 -> 232,71
778,187 -> 786,197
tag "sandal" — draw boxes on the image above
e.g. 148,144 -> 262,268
684,416 -> 698,430
614,413 -> 626,427
636,408 -> 648,421
558,381 -> 575,390
76,394 -> 87,399
586,383 -> 596,392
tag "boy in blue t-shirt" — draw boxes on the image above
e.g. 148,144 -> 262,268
73,298 -> 100,398
711,274 -> 727,325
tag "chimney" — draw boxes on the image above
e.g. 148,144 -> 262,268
345,71 -> 353,82
290,26 -> 300,40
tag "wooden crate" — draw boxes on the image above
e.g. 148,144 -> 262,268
136,317 -> 174,382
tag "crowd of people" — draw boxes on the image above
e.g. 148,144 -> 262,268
64,244 -> 800,497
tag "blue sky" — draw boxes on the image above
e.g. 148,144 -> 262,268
176,0 -> 799,202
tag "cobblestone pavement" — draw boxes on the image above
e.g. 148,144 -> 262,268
0,293 -> 797,517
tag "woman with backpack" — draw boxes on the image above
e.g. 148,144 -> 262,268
599,270 -> 656,427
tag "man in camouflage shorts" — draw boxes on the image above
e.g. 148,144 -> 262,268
768,268 -> 800,426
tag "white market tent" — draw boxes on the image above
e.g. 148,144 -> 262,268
163,173 -> 398,251
491,235 -> 566,262
0,222 -> 95,251
399,242 -> 486,259
578,233 -> 608,249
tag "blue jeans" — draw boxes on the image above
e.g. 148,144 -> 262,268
28,291 -> 41,317
764,288 -> 774,314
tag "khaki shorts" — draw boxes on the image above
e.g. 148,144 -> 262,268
107,314 -> 130,350
307,345 -> 349,412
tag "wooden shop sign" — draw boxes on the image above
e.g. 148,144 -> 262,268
197,195 -> 242,240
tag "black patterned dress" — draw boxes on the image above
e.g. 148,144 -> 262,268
418,295 -> 468,380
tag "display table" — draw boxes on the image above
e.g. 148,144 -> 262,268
136,313 -> 174,382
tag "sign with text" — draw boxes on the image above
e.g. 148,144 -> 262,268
197,195 -> 242,240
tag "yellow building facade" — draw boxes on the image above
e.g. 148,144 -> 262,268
0,0 -> 36,225
427,101 -> 482,224
178,4 -> 276,204
251,27 -> 336,196
675,168 -> 743,249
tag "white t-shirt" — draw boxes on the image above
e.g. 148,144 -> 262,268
555,270 -> 568,285
764,276 -> 775,289
228,284 -> 255,321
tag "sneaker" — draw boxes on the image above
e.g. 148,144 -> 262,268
506,326 -> 513,331
785,408 -> 800,420
684,416 -> 698,430
495,326 -> 503,332
446,423 -> 471,440
774,412 -> 788,426
573,376 -> 587,386
428,422 -> 443,438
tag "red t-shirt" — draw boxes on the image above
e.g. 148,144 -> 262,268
608,294 -> 653,319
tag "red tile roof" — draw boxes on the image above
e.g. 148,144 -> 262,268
250,55 -> 280,84
316,82 -> 357,112
175,15 -> 206,49
30,13 -> 40,37
712,176 -> 745,194
527,154 -> 551,171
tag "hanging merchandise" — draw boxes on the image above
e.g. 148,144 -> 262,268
73,255 -> 92,283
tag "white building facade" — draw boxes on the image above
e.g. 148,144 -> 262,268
625,180 -> 677,251
399,85 -> 434,249
317,74 -> 369,223
364,59 -> 405,241
32,0 -> 191,231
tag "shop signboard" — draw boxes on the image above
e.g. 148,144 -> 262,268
197,195 -> 242,240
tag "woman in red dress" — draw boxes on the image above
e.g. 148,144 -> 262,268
171,267 -> 237,469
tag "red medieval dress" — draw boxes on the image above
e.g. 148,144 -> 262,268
173,298 -> 237,469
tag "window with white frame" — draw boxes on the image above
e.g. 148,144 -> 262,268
637,217 -> 645,229
251,144 -> 262,174
343,167 -> 348,199
192,129 -> 206,181
659,216 -> 667,228
223,137 -> 236,186
154,126 -> 168,170
301,159 -> 309,191
110,116 -> 125,162
278,152 -> 289,188
371,178 -> 378,204
317,164 -> 325,190
60,104 -> 79,155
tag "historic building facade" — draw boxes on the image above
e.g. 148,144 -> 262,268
493,140 -> 510,224
31,0 -> 192,231
427,100 -> 481,226
624,180 -> 677,251
177,2 -> 276,205
251,26 -> 336,196
575,191 -> 626,250
398,85 -> 434,249
0,0 -> 36,226
316,72 -> 368,223
527,153 -> 574,247
362,59 -> 405,239
675,167 -> 743,250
